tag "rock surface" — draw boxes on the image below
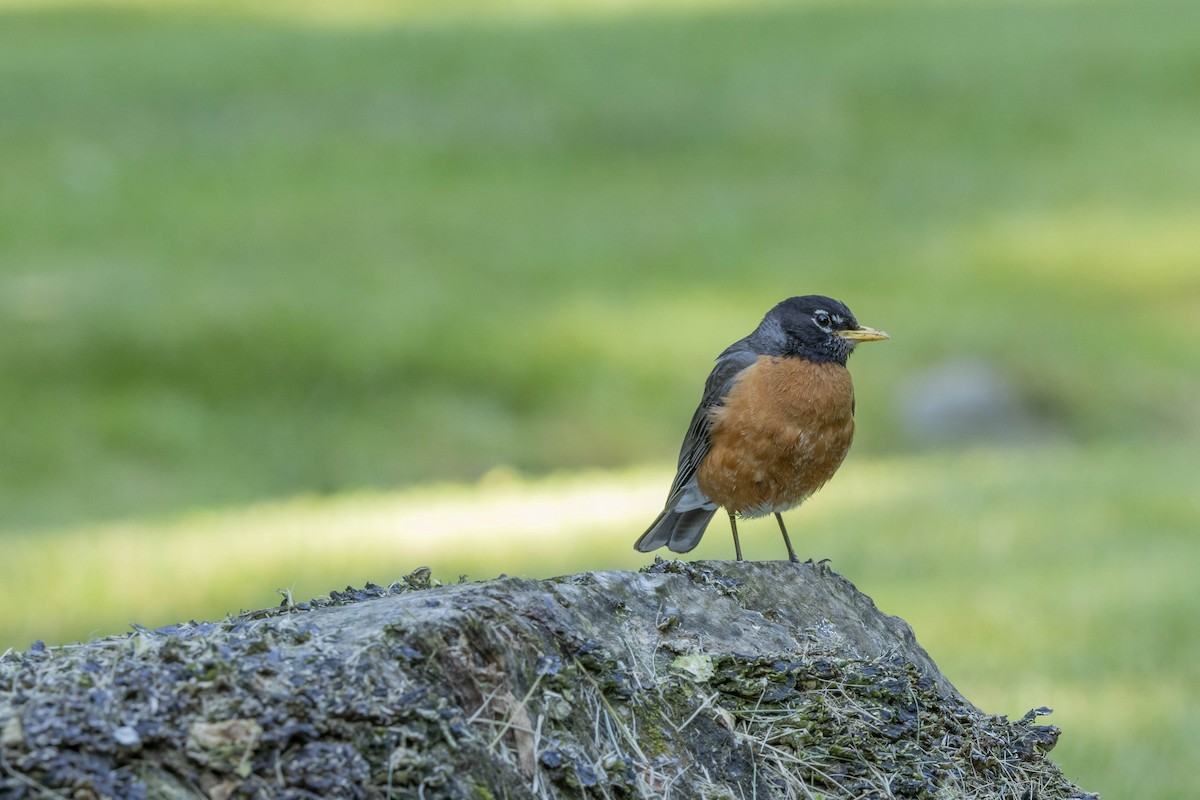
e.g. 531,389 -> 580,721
0,560 -> 1096,799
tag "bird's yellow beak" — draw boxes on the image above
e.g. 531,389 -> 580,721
836,325 -> 890,343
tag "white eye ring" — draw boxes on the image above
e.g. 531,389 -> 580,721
814,311 -> 832,330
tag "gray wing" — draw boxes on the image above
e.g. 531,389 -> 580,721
634,342 -> 759,554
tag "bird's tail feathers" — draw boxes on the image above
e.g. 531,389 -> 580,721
634,507 -> 717,554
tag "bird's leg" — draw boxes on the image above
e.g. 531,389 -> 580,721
775,513 -> 799,563
728,512 -> 743,561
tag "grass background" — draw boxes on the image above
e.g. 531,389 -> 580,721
2,0 -> 1198,796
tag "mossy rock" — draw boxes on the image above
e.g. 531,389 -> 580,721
0,561 -> 1096,799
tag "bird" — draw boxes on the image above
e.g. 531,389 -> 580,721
635,295 -> 888,562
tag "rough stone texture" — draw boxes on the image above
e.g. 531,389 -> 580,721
0,560 -> 1096,799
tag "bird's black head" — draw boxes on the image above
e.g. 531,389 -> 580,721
750,295 -> 889,364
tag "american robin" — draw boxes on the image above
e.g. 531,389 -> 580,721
635,296 -> 888,562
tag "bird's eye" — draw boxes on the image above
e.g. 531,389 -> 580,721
814,312 -> 832,330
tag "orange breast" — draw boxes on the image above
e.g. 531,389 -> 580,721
696,356 -> 856,517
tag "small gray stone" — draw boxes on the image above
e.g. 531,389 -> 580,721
113,725 -> 141,748
896,358 -> 1057,447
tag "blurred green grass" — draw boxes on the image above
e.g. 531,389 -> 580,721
2,0 -> 1199,796
3,0 -> 1198,528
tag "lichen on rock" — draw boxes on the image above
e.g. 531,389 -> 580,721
1,561 -> 1096,799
